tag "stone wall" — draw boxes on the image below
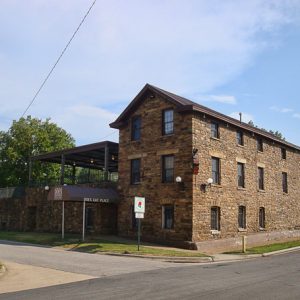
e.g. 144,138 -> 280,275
196,230 -> 300,254
0,187 -> 118,235
117,94 -> 194,243
117,93 -> 300,247
192,113 -> 300,242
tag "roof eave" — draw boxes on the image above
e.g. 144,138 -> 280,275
179,105 -> 300,151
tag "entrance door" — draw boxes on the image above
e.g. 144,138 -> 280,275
85,207 -> 94,231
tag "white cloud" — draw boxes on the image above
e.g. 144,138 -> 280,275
0,1 -> 300,144
198,94 -> 237,105
270,106 -> 294,113
230,112 -> 254,123
52,105 -> 119,145
293,113 -> 300,119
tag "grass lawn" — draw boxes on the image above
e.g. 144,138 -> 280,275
0,231 -> 206,257
224,240 -> 300,255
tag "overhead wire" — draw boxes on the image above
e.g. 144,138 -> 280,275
20,0 -> 97,118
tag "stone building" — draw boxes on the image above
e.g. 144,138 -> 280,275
110,84 -> 300,249
1,83 -> 300,251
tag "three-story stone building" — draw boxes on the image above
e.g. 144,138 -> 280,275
110,84 -> 300,249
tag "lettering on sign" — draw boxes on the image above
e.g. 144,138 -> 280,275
83,198 -> 110,203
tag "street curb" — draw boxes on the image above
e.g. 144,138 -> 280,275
262,246 -> 300,257
103,252 -> 213,263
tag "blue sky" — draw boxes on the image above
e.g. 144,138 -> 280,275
1,0 -> 300,145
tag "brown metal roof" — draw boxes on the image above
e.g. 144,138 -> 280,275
47,185 -> 119,203
110,84 -> 300,151
32,141 -> 119,172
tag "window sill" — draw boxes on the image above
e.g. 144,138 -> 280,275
211,184 -> 222,188
237,144 -> 244,148
258,189 -> 265,193
210,230 -> 220,235
237,187 -> 246,191
210,137 -> 221,142
238,228 -> 247,232
257,150 -> 264,154
161,133 -> 174,138
259,227 -> 266,231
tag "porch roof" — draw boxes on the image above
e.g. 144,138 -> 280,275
31,141 -> 118,172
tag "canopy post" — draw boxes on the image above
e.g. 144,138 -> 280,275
82,199 -> 86,241
62,200 -> 65,240
72,165 -> 76,184
104,144 -> 109,181
60,154 -> 65,185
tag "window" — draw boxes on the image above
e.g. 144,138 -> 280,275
162,109 -> 174,135
212,157 -> 220,184
211,206 -> 220,231
281,148 -> 286,159
237,163 -> 245,188
259,207 -> 265,229
162,155 -> 174,183
257,138 -> 263,152
258,167 -> 264,190
211,122 -> 219,139
131,116 -> 141,141
282,172 -> 288,193
130,159 -> 141,184
238,206 -> 246,229
162,205 -> 174,229
236,131 -> 244,146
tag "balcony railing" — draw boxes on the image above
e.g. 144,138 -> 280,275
0,186 -> 26,199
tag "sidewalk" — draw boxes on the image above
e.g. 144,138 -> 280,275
0,261 -> 94,294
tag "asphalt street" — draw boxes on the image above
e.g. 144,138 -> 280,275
0,240 -> 183,277
1,240 -> 300,299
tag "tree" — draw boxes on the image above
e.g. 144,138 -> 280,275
247,120 -> 285,141
0,116 -> 75,187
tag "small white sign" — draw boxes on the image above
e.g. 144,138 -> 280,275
135,212 -> 144,219
134,197 -> 145,213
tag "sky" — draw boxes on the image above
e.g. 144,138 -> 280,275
1,0 -> 300,146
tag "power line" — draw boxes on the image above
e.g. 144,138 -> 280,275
99,130 -> 117,140
21,0 -> 97,118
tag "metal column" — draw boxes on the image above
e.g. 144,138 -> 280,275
82,200 -> 86,241
104,144 -> 109,181
72,165 -> 76,184
62,201 -> 65,240
60,154 -> 65,185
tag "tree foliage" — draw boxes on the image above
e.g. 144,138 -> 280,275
247,120 -> 285,141
0,116 -> 75,187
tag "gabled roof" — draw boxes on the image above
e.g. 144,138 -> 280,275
110,84 -> 300,151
